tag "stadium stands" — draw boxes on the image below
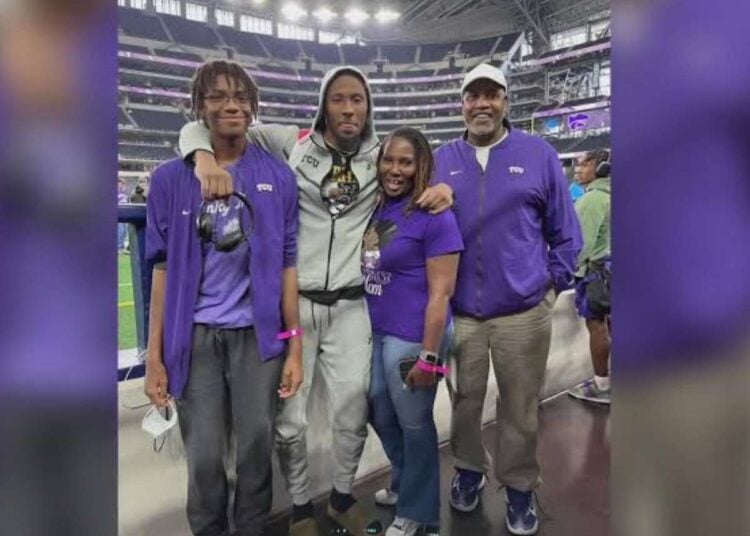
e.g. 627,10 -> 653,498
341,44 -> 377,65
380,45 -> 417,65
395,69 -> 434,79
459,36 -> 499,57
218,28 -> 269,58
546,132 -> 611,154
256,35 -> 302,62
420,42 -> 457,63
119,143 -> 178,161
436,66 -> 464,76
539,37 -> 611,60
153,48 -> 204,62
120,43 -> 152,55
256,63 -> 297,76
426,120 -> 465,130
301,68 -> 325,77
495,32 -> 522,53
160,14 -> 220,50
119,109 -> 132,127
119,7 -> 170,41
120,71 -> 189,91
128,108 -> 187,132
116,6 -> 610,169
300,42 -> 341,65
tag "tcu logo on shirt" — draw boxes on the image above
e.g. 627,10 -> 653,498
509,166 -> 525,175
256,183 -> 273,193
302,155 -> 320,168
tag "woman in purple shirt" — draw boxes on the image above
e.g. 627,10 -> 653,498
362,127 -> 464,536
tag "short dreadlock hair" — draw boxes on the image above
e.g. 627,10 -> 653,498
189,60 -> 259,122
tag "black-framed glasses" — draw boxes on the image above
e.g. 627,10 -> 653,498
204,93 -> 252,106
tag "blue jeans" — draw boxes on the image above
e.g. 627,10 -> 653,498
368,328 -> 452,525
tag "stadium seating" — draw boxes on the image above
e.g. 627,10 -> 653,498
341,44 -> 377,65
256,63 -> 297,76
119,143 -> 177,161
256,35 -> 302,62
218,28 -> 269,58
128,109 -> 187,132
395,69 -> 434,79
153,48 -> 204,62
300,42 -> 341,65
435,66 -> 464,76
459,36 -> 499,57
420,42 -> 457,63
119,7 -> 170,41
160,14 -> 220,50
119,109 -> 132,127
120,43 -> 152,55
380,45 -> 417,65
116,6 -> 610,169
495,32 -> 522,53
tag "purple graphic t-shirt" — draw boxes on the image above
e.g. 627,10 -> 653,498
362,196 -> 464,343
194,195 -> 253,328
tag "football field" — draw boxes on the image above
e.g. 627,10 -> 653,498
118,253 -> 137,350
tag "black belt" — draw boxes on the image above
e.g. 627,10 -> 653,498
300,285 -> 365,306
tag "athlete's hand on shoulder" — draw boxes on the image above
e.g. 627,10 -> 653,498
417,183 -> 454,214
195,150 -> 233,200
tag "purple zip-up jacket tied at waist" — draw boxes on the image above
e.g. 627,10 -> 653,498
434,129 -> 582,319
146,144 -> 299,399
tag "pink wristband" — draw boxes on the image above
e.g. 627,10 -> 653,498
417,358 -> 449,375
277,327 -> 303,341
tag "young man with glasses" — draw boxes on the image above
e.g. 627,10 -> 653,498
144,60 -> 303,536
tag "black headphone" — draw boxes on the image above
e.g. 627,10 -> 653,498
595,150 -> 611,178
196,191 -> 254,252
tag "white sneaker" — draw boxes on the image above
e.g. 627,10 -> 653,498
374,488 -> 399,506
385,516 -> 420,536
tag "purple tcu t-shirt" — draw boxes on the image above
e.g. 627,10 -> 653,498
362,196 -> 464,343
193,196 -> 253,328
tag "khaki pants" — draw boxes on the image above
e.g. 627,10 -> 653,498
448,291 -> 554,492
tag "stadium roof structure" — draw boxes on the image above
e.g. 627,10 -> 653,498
207,0 -> 610,45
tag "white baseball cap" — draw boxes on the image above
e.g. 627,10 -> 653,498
460,63 -> 508,94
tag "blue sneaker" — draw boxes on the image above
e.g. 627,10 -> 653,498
449,469 -> 486,512
505,487 -> 538,535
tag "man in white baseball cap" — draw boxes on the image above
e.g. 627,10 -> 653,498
432,62 -> 582,535
460,62 -> 508,94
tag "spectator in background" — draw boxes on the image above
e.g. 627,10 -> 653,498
568,149 -> 612,404
117,178 -> 128,253
432,63 -> 582,536
129,185 -> 146,204
568,160 -> 586,202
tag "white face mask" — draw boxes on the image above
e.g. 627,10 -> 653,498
141,400 -> 178,439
